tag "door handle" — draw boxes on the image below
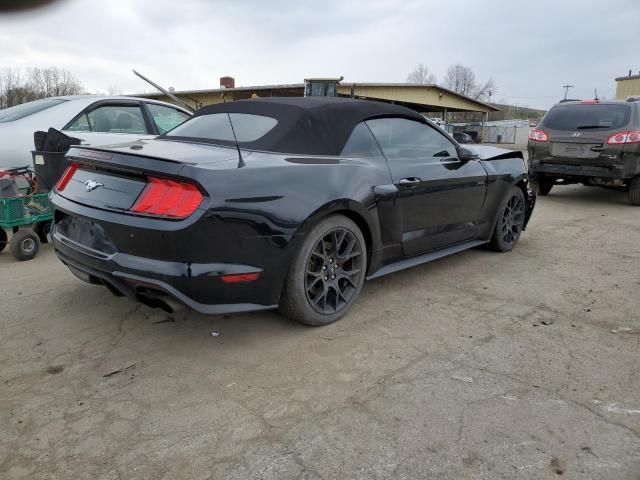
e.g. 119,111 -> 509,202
399,177 -> 422,188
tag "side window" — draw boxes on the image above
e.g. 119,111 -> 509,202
366,117 -> 457,160
68,105 -> 148,134
147,103 -> 191,134
340,122 -> 383,157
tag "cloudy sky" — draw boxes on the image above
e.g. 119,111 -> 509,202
1,0 -> 638,109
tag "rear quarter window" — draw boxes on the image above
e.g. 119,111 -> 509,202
165,113 -> 277,143
542,104 -> 631,131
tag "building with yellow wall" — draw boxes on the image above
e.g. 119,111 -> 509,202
615,73 -> 640,99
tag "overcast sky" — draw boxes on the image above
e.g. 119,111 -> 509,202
1,0 -> 638,109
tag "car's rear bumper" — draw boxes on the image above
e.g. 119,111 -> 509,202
53,229 -> 278,315
529,161 -> 628,180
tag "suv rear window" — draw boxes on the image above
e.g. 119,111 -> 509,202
0,98 -> 67,123
542,104 -> 631,131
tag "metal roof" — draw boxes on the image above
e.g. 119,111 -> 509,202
615,74 -> 640,81
132,82 -> 498,112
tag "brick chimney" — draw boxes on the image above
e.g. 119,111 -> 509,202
220,76 -> 235,89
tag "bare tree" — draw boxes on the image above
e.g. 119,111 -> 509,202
407,63 -> 436,84
0,68 -> 24,109
0,66 -> 83,109
443,64 -> 496,101
107,85 -> 123,96
474,77 -> 497,103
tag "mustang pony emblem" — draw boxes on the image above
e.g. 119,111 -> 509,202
84,180 -> 104,192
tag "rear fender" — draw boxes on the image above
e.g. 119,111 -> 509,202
286,199 -> 381,274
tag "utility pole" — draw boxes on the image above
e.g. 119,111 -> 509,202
562,84 -> 574,100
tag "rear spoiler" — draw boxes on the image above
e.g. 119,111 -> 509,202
66,147 -> 186,178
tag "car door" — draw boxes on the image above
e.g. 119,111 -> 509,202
143,102 -> 191,134
367,117 -> 487,256
62,101 -> 156,146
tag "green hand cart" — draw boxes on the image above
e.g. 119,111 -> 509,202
0,193 -> 52,261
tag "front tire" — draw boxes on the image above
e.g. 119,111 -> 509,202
488,187 -> 526,252
10,229 -> 40,261
629,176 -> 640,206
280,215 -> 367,326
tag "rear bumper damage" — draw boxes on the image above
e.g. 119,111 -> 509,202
53,229 -> 278,315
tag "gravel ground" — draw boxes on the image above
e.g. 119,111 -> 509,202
1,184 -> 639,480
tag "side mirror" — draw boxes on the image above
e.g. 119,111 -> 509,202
458,146 -> 479,162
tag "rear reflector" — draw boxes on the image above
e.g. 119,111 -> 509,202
131,177 -> 203,218
221,272 -> 260,283
55,163 -> 79,191
528,129 -> 548,142
606,131 -> 640,145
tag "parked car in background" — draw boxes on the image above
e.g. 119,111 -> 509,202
51,97 -> 535,326
453,132 -> 473,144
0,96 -> 191,168
528,98 -> 640,205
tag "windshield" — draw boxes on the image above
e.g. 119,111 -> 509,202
542,104 -> 631,131
0,98 -> 67,123
165,113 -> 278,144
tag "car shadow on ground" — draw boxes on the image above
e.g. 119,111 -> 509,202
541,184 -> 630,206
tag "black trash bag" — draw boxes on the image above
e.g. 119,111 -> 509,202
37,128 -> 81,153
31,128 -> 81,193
33,130 -> 47,151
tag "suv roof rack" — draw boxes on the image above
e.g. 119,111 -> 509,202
627,96 -> 640,102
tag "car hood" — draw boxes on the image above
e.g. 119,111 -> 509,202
463,145 -> 523,160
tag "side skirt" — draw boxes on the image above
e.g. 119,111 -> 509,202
365,239 -> 488,280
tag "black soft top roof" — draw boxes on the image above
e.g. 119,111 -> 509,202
189,96 -> 426,155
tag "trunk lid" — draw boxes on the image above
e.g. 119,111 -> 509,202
58,140 -> 239,213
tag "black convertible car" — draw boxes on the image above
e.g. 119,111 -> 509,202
50,97 -> 535,325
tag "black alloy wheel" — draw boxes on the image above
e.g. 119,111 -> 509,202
280,215 -> 367,326
489,187 -> 526,252
501,193 -> 525,248
305,227 -> 364,315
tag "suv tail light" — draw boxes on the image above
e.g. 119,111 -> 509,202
606,131 -> 640,145
131,177 -> 203,218
528,129 -> 548,142
55,163 -> 79,191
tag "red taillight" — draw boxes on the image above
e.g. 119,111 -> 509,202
606,131 -> 640,145
55,163 -> 79,191
221,272 -> 260,283
528,129 -> 548,142
131,177 -> 203,218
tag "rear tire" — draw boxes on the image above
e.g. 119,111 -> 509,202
629,176 -> 640,206
488,187 -> 526,252
34,221 -> 51,244
10,229 -> 40,261
0,229 -> 7,253
530,177 -> 553,195
279,215 -> 367,326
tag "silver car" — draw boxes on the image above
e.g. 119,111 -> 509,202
0,95 -> 191,167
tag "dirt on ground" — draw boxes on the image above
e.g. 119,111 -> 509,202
1,184 -> 639,480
